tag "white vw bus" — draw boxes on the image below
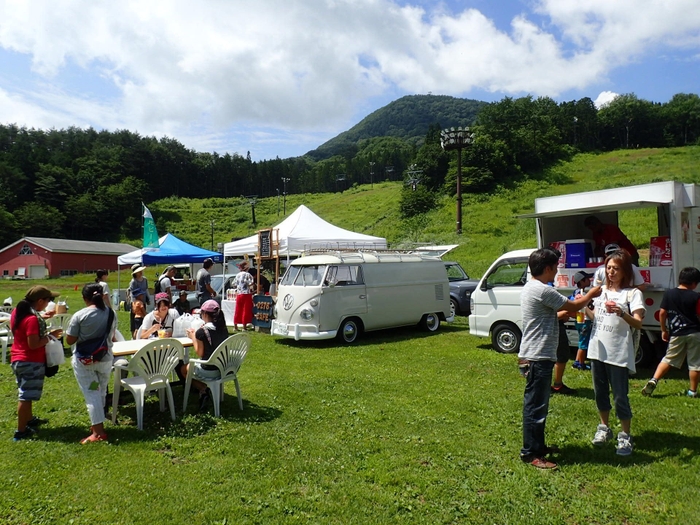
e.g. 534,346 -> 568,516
271,251 -> 452,343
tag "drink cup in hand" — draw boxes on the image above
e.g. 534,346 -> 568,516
157,329 -> 166,338
605,300 -> 616,313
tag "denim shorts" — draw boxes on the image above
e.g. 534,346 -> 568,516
192,363 -> 221,381
11,361 -> 46,401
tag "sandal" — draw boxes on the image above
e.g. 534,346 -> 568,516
80,433 -> 108,444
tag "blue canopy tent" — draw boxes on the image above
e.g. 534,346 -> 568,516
117,233 -> 222,266
116,234 -> 222,306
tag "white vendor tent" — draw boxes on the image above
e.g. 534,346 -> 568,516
223,205 -> 387,257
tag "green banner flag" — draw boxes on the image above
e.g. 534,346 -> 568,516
142,204 -> 159,248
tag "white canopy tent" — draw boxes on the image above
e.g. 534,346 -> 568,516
223,205 -> 387,257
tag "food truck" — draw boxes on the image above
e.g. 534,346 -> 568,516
271,251 -> 452,343
469,180 -> 700,365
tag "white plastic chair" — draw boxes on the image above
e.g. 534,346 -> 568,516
48,313 -> 73,332
111,338 -> 185,430
182,333 -> 249,417
0,318 -> 12,364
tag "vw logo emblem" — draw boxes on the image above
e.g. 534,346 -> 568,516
283,294 -> 294,310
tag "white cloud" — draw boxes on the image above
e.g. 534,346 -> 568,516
594,91 -> 619,109
0,0 -> 698,158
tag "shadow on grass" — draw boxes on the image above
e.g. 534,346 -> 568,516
34,398 -> 282,444
556,430 -> 700,467
274,322 -> 469,350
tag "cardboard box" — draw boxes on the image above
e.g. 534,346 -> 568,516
550,241 -> 566,268
649,236 -> 672,266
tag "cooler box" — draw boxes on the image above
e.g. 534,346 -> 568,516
565,239 -> 593,268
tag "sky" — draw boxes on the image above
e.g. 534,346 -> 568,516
0,0 -> 698,161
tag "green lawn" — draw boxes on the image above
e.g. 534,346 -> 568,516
2,315 -> 699,524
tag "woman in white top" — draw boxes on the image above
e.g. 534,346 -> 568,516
138,293 -> 180,339
587,250 -> 645,456
95,269 -> 111,308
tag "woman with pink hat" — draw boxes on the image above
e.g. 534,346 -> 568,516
179,300 -> 229,411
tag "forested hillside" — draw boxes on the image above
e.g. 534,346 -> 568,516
0,92 -> 698,248
305,95 -> 486,160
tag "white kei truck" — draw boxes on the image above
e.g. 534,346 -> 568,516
271,251 -> 453,343
469,180 -> 700,366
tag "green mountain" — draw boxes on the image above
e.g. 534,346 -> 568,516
305,94 -> 487,161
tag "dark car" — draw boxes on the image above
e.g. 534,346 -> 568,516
445,262 -> 479,317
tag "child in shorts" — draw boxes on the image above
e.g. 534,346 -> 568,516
572,271 -> 594,370
642,267 -> 700,397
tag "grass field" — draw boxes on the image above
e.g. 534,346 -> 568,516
2,316 -> 700,524
3,148 -> 700,523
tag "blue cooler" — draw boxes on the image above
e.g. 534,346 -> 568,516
565,239 -> 593,268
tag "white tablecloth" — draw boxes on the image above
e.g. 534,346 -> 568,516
221,299 -> 236,327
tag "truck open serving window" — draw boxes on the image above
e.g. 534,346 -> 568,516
324,265 -> 364,286
485,261 -> 529,287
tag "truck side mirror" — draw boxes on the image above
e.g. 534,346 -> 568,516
480,281 -> 489,292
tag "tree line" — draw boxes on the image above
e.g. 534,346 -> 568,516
0,92 -> 698,244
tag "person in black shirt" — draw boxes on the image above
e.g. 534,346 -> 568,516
180,300 -> 229,410
643,267 -> 700,397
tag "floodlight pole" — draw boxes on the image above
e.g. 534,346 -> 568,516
281,177 -> 290,215
441,127 -> 474,235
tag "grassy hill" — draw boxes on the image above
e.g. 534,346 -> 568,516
150,146 -> 700,277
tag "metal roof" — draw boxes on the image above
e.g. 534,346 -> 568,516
5,237 -> 139,255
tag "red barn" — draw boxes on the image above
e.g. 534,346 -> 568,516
0,237 -> 138,279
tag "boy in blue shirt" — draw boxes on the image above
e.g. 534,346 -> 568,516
571,271 -> 594,370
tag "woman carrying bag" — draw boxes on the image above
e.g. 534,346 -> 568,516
66,283 -> 117,444
587,249 -> 645,456
10,286 -> 63,441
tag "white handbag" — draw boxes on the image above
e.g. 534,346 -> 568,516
45,336 -> 65,367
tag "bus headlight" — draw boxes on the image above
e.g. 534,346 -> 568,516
300,309 -> 314,321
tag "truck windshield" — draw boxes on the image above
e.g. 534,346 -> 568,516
281,265 -> 327,286
486,261 -> 529,287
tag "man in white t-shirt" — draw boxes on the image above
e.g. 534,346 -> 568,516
157,266 -> 177,298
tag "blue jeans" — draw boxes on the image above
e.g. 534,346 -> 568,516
521,360 -> 555,460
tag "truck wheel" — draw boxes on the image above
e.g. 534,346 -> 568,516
636,332 -> 663,368
450,299 -> 459,318
338,318 -> 362,344
420,313 -> 441,332
491,323 -> 521,354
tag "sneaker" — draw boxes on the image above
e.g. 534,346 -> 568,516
687,390 -> 697,398
26,416 -> 48,428
616,432 -> 633,456
528,457 -> 558,470
641,379 -> 658,397
552,383 -> 577,395
592,424 -> 613,446
13,427 -> 36,442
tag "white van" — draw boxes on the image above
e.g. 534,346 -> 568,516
271,251 -> 452,343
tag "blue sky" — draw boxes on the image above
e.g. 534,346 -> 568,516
0,0 -> 698,161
